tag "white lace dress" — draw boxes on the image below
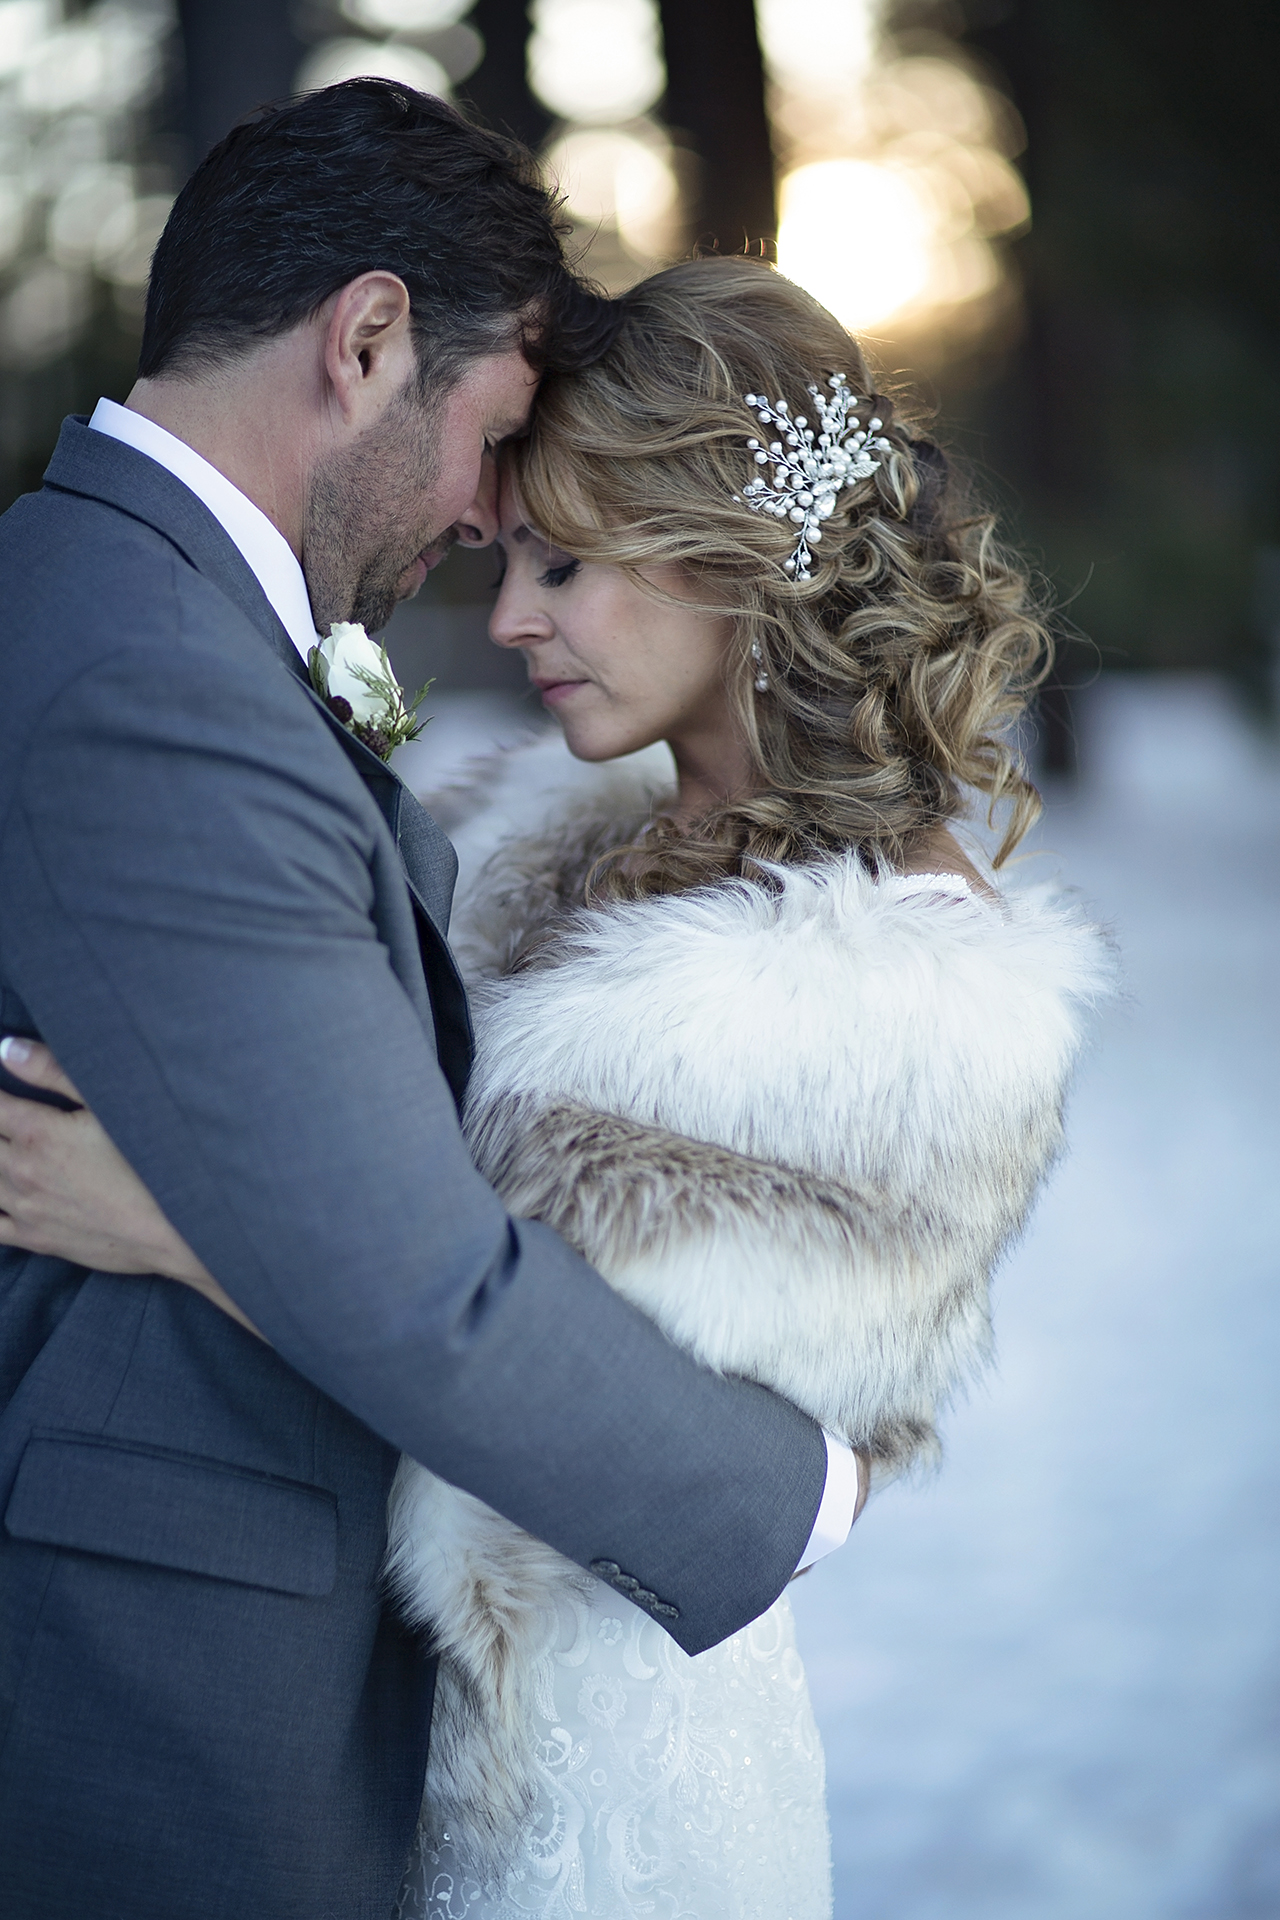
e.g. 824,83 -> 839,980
394,1584 -> 831,1920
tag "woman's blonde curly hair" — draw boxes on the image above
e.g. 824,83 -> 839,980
508,256 -> 1048,896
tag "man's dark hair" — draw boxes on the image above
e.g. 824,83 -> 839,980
141,79 -> 616,387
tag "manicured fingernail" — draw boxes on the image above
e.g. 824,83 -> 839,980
0,1036 -> 32,1067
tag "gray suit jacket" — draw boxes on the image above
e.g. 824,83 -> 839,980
0,420 -> 826,1919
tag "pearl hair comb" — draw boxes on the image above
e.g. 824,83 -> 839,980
734,373 -> 891,581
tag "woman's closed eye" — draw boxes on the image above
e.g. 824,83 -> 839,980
539,557 -> 581,589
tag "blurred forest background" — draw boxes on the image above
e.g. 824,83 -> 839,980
2,10 -> 1274,1916
0,0 -> 1276,766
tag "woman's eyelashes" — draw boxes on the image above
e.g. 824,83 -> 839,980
539,557 -> 581,589
490,543 -> 579,593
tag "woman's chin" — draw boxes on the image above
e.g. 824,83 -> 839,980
559,728 -> 614,764
558,717 -> 655,764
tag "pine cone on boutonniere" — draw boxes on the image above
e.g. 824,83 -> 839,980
307,622 -> 431,762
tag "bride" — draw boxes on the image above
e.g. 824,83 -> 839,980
0,260 -> 1110,1918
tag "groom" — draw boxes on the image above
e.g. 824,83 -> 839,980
0,82 -> 855,1918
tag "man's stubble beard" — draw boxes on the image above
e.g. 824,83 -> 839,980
303,385 -> 445,635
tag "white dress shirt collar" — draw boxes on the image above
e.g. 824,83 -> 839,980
87,396 -> 320,664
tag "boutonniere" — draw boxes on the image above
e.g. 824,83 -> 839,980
307,622 -> 431,762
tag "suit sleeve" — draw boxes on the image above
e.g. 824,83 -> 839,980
0,637 -> 826,1654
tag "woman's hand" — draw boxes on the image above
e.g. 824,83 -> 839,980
0,1038 -> 262,1337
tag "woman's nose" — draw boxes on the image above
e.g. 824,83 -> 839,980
489,572 -> 553,650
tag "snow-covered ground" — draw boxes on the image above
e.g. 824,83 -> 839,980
795,675 -> 1280,1919
399,675 -> 1280,1919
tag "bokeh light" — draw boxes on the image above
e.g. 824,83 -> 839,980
755,0 -> 877,96
339,0 -> 473,30
299,0 -> 483,105
523,0 -> 1029,352
527,0 -> 677,289
761,0 -> 1029,358
543,123 -> 678,264
0,256 -> 86,366
294,37 -> 450,99
527,0 -> 664,126
95,189 -> 174,286
777,159 -> 931,333
17,5 -> 163,116
0,0 -> 175,370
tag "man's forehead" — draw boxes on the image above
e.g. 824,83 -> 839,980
468,346 -> 540,433
491,405 -> 534,440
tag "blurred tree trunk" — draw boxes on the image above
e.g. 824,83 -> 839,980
659,0 -> 776,254
967,0 -> 1280,738
965,2 -> 1080,774
177,0 -> 303,172
460,0 -> 551,150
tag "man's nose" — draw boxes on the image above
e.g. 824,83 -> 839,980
453,453 -> 499,548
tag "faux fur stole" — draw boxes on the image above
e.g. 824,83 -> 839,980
427,729 -> 1114,1459
387,731 -> 1114,1877
428,727 -> 677,981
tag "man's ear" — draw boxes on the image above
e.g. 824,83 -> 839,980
323,272 -> 415,426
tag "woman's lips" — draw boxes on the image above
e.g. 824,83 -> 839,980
534,678 -> 589,707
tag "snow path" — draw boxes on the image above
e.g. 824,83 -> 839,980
792,676 -> 1280,1919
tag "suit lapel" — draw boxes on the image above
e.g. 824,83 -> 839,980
310,707 -> 473,1102
307,707 -> 459,936
43,417 -> 473,1104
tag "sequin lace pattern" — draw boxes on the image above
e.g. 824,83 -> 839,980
394,1588 -> 831,1920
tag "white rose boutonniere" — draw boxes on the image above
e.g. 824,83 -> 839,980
308,622 -> 431,761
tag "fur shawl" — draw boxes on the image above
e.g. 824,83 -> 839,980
387,732 -> 1114,1875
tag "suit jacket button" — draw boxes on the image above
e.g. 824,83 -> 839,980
590,1561 -> 621,1579
633,1588 -> 658,1608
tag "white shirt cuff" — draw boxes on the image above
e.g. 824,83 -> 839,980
795,1431 -> 861,1572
